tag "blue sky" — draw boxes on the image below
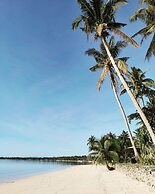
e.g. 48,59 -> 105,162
0,0 -> 154,157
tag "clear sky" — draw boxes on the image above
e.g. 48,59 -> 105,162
0,0 -> 154,157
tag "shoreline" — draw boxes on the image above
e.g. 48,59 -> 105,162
0,162 -> 74,185
0,165 -> 154,194
0,165 -> 71,185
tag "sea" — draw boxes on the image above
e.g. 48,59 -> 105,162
0,159 -> 74,183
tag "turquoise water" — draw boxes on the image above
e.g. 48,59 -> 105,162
0,159 -> 73,183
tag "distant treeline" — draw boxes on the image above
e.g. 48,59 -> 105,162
0,155 -> 90,164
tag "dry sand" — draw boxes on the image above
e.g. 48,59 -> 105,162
0,165 -> 154,194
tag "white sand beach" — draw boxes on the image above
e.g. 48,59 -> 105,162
0,165 -> 154,194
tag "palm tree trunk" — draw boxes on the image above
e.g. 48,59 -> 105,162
111,81 -> 141,162
101,37 -> 155,145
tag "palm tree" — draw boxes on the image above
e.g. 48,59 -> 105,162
129,98 -> 155,133
87,135 -> 98,151
104,132 -> 116,140
88,134 -> 119,170
130,0 -> 155,59
134,122 -> 155,165
126,97 -> 155,163
134,127 -> 152,153
118,130 -> 133,162
121,67 -> 155,107
72,0 -> 155,145
86,37 -> 141,161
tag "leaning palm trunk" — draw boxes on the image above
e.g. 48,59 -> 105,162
111,81 -> 141,162
101,37 -> 155,145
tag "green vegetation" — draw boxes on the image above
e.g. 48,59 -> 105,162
87,133 -> 120,170
121,67 -> 155,164
87,132 -> 135,168
87,67 -> 154,168
131,0 -> 155,59
85,37 -> 141,162
72,0 -> 155,146
72,0 -> 155,169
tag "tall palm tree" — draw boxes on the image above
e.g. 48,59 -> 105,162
86,37 -> 141,161
121,67 -> 155,107
130,0 -> 155,59
72,0 -> 155,144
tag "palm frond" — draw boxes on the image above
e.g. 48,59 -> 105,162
105,0 -> 128,13
110,40 -> 127,58
100,43 -> 109,56
118,57 -> 129,62
145,24 -> 155,34
77,0 -> 95,20
131,24 -> 154,39
103,2 -> 115,23
115,40 -> 127,49
85,48 -> 103,62
130,8 -> 147,22
102,38 -> 127,58
89,63 -> 104,72
111,0 -> 128,12
97,65 -> 109,91
90,0 -> 102,21
109,70 -> 119,93
72,17 -> 82,30
109,36 -> 115,47
145,32 -> 155,59
80,16 -> 93,39
140,25 -> 155,44
117,59 -> 128,74
108,22 -> 127,29
143,78 -> 155,87
128,112 -> 140,123
113,28 -> 140,48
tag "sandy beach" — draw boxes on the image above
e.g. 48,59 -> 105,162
0,165 -> 154,194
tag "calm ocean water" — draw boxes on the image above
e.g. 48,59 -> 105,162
0,159 -> 73,183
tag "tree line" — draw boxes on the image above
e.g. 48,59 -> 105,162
0,156 -> 88,164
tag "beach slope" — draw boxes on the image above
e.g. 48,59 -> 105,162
0,165 -> 154,194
